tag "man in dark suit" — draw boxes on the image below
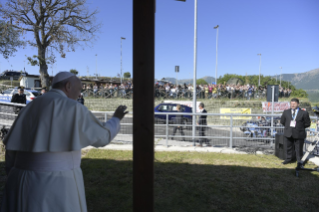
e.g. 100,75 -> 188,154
197,103 -> 210,147
11,87 -> 26,114
11,87 -> 26,104
171,105 -> 185,141
280,98 -> 310,164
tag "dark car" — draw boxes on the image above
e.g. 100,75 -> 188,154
154,103 -> 193,127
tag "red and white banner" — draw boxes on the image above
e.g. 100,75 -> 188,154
262,102 -> 290,112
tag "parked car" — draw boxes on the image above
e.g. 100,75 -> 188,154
154,103 -> 193,128
0,88 -> 40,104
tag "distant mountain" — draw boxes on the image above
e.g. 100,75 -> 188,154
274,68 -> 319,91
159,68 -> 319,90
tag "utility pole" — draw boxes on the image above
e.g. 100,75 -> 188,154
95,54 -> 98,79
280,67 -> 282,87
121,37 -> 126,84
257,54 -> 261,86
214,25 -> 219,85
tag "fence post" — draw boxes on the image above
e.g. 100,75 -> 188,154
230,115 -> 233,148
166,114 -> 169,147
104,112 -> 108,122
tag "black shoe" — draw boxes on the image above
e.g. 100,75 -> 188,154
282,160 -> 292,165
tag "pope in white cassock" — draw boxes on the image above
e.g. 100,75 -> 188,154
0,72 -> 128,212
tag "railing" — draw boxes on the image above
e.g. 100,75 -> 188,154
91,111 -> 318,148
0,101 -> 317,150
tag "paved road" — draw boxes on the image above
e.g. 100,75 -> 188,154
0,111 -> 272,148
93,113 -> 272,147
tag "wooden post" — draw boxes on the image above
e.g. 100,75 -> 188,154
133,0 -> 155,211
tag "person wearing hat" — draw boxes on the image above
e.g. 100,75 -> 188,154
11,86 -> 26,114
1,72 -> 128,211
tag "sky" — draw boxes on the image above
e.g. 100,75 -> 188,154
0,0 -> 319,80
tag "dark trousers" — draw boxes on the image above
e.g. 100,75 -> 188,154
197,126 -> 207,144
285,136 -> 304,162
172,127 -> 185,140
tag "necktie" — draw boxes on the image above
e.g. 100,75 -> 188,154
292,109 -> 295,119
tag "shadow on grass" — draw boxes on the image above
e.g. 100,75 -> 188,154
81,154 -> 319,212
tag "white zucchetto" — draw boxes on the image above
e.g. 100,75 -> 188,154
52,72 -> 75,86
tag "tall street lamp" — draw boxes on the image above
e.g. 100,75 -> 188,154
120,37 -> 126,84
280,66 -> 282,87
95,54 -> 98,79
176,0 -> 197,146
214,25 -> 219,85
257,53 -> 261,86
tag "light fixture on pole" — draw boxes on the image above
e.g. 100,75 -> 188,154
120,37 -> 126,84
214,25 -> 219,85
257,53 -> 261,86
176,0 -> 197,146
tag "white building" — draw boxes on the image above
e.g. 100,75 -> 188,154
20,75 -> 53,89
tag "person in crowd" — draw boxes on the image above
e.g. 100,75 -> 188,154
40,87 -> 47,95
197,103 -> 210,147
171,105 -> 185,141
93,84 -> 98,94
1,72 -> 128,211
205,85 -> 209,99
77,93 -> 85,105
280,98 -> 310,165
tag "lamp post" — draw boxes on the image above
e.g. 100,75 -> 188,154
95,54 -> 98,79
214,25 -> 219,85
257,53 -> 261,86
280,66 -> 282,87
120,37 -> 126,84
176,0 -> 197,145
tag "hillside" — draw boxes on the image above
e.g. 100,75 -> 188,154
278,68 -> 319,91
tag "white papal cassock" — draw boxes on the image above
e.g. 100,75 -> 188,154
0,89 -> 120,212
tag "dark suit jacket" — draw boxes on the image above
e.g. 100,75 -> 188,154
11,94 -> 26,104
198,109 -> 207,126
280,108 -> 310,139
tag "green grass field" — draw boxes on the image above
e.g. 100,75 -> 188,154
81,149 -> 319,212
0,149 -> 318,211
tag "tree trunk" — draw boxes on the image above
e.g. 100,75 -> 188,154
38,46 -> 50,88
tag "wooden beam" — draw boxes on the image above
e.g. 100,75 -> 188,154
133,0 -> 155,211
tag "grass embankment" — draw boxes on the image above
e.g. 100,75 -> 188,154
81,149 -> 319,212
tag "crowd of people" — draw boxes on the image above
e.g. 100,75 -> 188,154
81,81 -> 133,98
155,83 -> 292,99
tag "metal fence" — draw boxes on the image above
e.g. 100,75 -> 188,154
0,101 -> 317,150
92,111 -> 318,148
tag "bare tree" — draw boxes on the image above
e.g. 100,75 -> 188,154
0,0 -> 100,87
